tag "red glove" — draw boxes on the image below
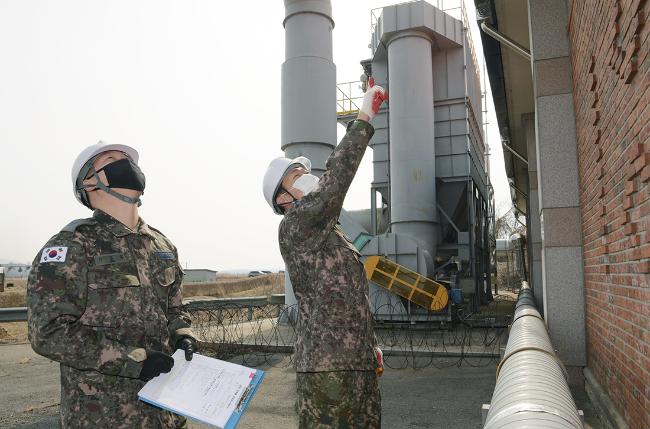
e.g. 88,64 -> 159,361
360,77 -> 388,121
374,346 -> 384,377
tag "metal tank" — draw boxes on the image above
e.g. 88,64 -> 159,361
281,0 -> 336,313
386,30 -> 439,259
282,0 -> 336,175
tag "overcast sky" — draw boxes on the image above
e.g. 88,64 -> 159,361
0,0 -> 510,270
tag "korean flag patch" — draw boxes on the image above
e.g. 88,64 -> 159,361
40,246 -> 68,263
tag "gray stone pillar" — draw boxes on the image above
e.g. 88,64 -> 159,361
528,0 -> 586,370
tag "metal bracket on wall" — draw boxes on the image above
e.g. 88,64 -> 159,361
480,21 -> 531,61
501,141 -> 529,166
509,183 -> 529,200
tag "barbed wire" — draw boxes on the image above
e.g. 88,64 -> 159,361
186,292 -> 516,370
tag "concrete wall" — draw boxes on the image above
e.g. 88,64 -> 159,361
183,270 -> 217,284
527,0 -> 587,371
567,0 -> 650,427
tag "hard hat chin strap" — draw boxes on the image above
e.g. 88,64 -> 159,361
82,167 -> 142,206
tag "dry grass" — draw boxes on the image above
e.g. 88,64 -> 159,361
0,278 -> 27,308
183,273 -> 284,299
0,322 -> 28,343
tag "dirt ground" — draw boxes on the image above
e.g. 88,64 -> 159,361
182,274 -> 284,299
0,322 -> 28,344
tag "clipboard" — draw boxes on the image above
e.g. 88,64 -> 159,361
138,351 -> 265,429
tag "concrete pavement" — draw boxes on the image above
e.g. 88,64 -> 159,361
0,342 -> 604,428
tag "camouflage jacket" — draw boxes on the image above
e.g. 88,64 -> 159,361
27,209 -> 193,428
279,119 -> 378,373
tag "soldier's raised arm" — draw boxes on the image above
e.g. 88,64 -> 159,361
27,235 -> 145,378
287,82 -> 388,234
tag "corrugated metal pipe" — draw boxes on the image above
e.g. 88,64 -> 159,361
483,282 -> 583,428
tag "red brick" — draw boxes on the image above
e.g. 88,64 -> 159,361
632,153 -> 650,174
589,55 -> 596,72
591,109 -> 601,125
623,197 -> 634,210
627,142 -> 645,162
623,55 -> 639,83
569,3 -> 650,427
641,165 -> 650,182
588,73 -> 598,90
625,180 -> 638,195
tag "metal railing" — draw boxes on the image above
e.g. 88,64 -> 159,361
336,81 -> 363,116
482,282 -> 583,428
0,295 -> 287,323
0,307 -> 28,322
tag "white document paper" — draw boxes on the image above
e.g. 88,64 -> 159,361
138,350 -> 257,428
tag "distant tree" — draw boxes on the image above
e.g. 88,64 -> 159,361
494,204 -> 526,239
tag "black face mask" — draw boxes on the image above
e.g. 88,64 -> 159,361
96,158 -> 146,192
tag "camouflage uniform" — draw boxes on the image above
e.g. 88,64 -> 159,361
279,119 -> 381,428
27,210 -> 194,429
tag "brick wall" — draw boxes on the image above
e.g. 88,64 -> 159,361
568,1 -> 649,428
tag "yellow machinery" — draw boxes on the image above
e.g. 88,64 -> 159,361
364,256 -> 449,312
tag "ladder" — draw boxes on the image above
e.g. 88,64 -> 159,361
364,255 -> 449,311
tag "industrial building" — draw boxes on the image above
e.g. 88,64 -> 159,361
182,268 -> 218,283
474,0 -> 649,427
282,0 -> 647,428
283,0 -> 493,325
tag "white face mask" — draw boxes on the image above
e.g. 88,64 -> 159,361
292,173 -> 319,196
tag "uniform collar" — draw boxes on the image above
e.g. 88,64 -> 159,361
93,209 -> 156,239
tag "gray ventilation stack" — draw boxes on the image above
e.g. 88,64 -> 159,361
281,0 -> 336,313
282,0 -> 336,175
387,31 -> 438,258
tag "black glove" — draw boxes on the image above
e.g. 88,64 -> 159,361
176,337 -> 197,361
139,349 -> 174,381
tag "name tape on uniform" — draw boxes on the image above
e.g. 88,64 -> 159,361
153,251 -> 175,260
41,246 -> 68,263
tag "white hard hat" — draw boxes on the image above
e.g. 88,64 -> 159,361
71,140 -> 139,207
263,156 -> 311,214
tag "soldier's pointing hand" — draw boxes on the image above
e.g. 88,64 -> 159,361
139,350 -> 175,381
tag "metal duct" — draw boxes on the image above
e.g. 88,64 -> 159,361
386,30 -> 439,259
282,0 -> 336,175
484,283 -> 583,429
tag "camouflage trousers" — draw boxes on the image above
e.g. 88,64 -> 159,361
296,370 -> 381,429
60,365 -> 187,429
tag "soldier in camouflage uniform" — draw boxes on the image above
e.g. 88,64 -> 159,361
27,142 -> 196,428
262,80 -> 387,428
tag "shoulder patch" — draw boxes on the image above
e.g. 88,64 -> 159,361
40,246 -> 68,263
60,218 -> 95,233
153,251 -> 175,260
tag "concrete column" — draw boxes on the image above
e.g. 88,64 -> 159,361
282,0 -> 336,175
523,113 -> 543,312
387,30 -> 439,258
528,0 -> 586,371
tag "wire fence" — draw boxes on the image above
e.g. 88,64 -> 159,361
185,292 -> 516,370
